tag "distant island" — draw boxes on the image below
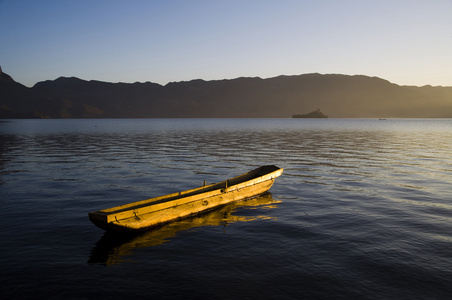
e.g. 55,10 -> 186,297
292,109 -> 328,118
1,66 -> 452,118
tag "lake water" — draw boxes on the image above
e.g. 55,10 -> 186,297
1,118 -> 452,299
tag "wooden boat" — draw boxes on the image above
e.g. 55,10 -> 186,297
89,193 -> 281,265
88,165 -> 283,232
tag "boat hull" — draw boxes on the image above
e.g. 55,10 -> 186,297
89,194 -> 280,265
89,165 -> 283,232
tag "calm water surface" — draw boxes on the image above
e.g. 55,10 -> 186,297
1,118 -> 452,299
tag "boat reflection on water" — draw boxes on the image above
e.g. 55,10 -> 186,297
88,193 -> 281,265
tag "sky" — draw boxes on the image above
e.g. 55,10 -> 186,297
1,0 -> 451,87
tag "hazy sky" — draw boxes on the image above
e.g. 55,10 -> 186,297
1,0 -> 451,87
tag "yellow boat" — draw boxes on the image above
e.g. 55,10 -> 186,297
89,193 -> 281,265
88,165 -> 283,232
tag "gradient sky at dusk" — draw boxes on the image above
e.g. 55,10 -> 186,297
1,0 -> 451,87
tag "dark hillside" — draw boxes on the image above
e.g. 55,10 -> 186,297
1,69 -> 451,118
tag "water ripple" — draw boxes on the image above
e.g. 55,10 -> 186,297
1,118 -> 452,299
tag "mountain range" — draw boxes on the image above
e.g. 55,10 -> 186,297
1,68 -> 451,118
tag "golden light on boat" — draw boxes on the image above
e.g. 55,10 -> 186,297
88,165 -> 283,232
89,193 -> 281,265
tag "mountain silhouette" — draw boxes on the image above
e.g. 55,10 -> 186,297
1,69 -> 451,118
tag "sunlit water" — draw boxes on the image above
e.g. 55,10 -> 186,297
1,118 -> 452,299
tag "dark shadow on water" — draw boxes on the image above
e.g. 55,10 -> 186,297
88,193 -> 280,266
